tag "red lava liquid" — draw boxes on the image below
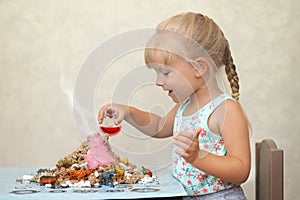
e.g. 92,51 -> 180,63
100,126 -> 121,136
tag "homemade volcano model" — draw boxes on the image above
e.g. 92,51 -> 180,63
25,133 -> 156,188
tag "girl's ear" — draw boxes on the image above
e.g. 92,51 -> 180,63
193,57 -> 208,77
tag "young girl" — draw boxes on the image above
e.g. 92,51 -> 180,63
98,12 -> 250,199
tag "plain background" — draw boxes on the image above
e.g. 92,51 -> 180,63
1,0 -> 299,199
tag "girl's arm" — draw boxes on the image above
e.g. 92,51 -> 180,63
98,103 -> 180,138
174,100 -> 250,184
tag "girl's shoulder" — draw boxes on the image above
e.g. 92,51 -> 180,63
223,98 -> 245,116
215,95 -> 246,124
209,94 -> 246,135
220,98 -> 249,134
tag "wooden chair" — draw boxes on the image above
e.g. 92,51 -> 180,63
256,139 -> 284,200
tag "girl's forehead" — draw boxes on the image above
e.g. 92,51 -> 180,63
146,50 -> 167,64
145,49 -> 182,68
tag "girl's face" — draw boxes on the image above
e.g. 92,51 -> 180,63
151,54 -> 201,103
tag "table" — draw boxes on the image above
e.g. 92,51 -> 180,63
0,166 -> 187,200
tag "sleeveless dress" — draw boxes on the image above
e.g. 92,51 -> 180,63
172,94 -> 237,196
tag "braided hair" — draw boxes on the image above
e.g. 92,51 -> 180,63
223,42 -> 240,100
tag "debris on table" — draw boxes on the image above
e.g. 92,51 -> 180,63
18,133 -> 157,188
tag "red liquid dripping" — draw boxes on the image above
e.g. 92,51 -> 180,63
100,126 -> 121,136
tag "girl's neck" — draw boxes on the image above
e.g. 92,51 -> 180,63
187,83 -> 222,114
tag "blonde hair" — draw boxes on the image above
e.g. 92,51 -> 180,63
145,12 -> 240,100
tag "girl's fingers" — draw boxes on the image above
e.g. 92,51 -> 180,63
98,110 -> 103,124
175,149 -> 185,156
98,104 -> 112,124
115,113 -> 124,125
194,128 -> 201,141
174,132 -> 197,150
173,139 -> 189,151
190,129 -> 201,147
174,136 -> 191,147
175,132 -> 193,142
174,129 -> 203,163
98,107 -> 106,123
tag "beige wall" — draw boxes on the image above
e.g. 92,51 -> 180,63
1,0 -> 299,199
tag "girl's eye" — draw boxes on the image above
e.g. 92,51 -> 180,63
163,72 -> 170,76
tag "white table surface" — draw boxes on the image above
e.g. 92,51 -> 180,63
0,166 -> 187,200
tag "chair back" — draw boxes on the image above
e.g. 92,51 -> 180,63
255,139 -> 284,200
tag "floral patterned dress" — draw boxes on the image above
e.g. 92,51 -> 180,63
172,94 -> 237,196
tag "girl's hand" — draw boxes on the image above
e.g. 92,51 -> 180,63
98,103 -> 129,125
173,129 -> 202,164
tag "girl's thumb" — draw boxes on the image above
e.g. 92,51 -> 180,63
194,128 -> 202,140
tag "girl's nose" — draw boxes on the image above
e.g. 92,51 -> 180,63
156,76 -> 164,87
